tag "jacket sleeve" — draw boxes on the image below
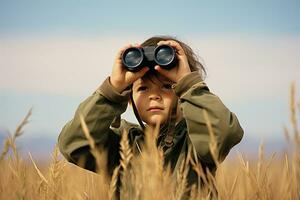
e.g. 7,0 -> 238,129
58,77 -> 130,172
173,72 -> 244,165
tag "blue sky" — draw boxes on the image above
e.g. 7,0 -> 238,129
0,0 -> 300,155
0,0 -> 299,37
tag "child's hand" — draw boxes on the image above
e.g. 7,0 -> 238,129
155,40 -> 191,83
110,44 -> 149,93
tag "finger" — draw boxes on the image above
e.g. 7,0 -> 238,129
157,40 -> 179,47
157,40 -> 185,56
133,67 -> 149,79
133,43 -> 141,48
157,40 -> 170,45
154,65 -> 170,78
113,44 -> 133,73
116,44 -> 133,59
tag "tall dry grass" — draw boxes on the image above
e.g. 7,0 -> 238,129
0,83 -> 299,200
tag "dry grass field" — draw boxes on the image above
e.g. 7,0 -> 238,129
0,83 -> 299,200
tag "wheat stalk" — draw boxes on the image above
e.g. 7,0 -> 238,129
175,155 -> 189,200
0,139 -> 10,162
257,141 -> 264,185
278,153 -> 292,200
0,109 -> 32,199
237,152 -> 258,196
2,84 -> 300,199
203,109 -> 220,168
283,125 -> 290,143
29,152 -> 48,184
108,166 -> 120,200
290,82 -> 299,144
119,128 -> 135,199
228,172 -> 239,199
79,114 -> 108,178
0,108 -> 32,162
119,130 -> 133,173
48,145 -> 65,199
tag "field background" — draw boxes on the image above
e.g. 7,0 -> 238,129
0,86 -> 299,199
1,0 -> 300,199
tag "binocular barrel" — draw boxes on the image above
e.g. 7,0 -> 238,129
122,45 -> 177,72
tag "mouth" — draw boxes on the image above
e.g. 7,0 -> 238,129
147,106 -> 164,112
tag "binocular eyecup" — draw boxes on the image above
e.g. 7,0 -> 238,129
121,45 -> 177,72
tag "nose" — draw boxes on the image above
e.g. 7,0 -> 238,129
148,90 -> 162,101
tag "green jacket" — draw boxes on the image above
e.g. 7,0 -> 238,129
58,72 -> 244,186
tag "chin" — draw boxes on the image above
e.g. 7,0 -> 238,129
146,116 -> 167,127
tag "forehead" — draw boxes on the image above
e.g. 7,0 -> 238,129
133,72 -> 172,86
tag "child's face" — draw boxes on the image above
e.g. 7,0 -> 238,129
132,73 -> 182,127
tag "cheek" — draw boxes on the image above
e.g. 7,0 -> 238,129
164,93 -> 176,106
132,93 -> 146,111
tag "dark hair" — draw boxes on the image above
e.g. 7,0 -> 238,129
141,35 -> 206,79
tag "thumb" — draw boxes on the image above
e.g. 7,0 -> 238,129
154,65 -> 170,78
134,67 -> 149,79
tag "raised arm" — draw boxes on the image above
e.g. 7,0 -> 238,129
58,77 -> 130,172
58,43 -> 149,172
173,72 -> 244,166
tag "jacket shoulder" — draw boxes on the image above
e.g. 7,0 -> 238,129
121,119 -> 141,131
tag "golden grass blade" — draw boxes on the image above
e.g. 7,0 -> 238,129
265,153 -> 276,172
79,114 -> 95,149
188,185 -> 198,200
0,108 -> 32,162
79,114 -> 107,176
228,172 -> 239,199
189,155 -> 209,188
13,107 -> 32,139
48,144 -> 65,200
30,151 -> 67,200
237,152 -> 258,192
120,130 -> 133,173
205,169 -> 218,199
290,82 -> 299,143
28,152 -> 48,184
8,161 -> 19,178
2,81 -> 300,199
203,109 -> 219,167
0,138 -> 11,162
108,166 -> 120,200
175,155 -> 189,200
283,125 -> 290,143
281,154 -> 292,200
257,140 -> 264,182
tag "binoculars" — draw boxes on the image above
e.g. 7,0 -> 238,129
122,45 -> 177,72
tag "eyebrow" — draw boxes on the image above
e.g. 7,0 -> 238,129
148,75 -> 173,85
133,75 -> 173,90
154,75 -> 173,84
132,81 -> 145,90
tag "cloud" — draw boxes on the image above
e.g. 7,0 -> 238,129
1,35 -> 299,102
188,36 -> 300,102
0,36 -> 141,95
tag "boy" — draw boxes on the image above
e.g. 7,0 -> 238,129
58,36 -> 244,188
